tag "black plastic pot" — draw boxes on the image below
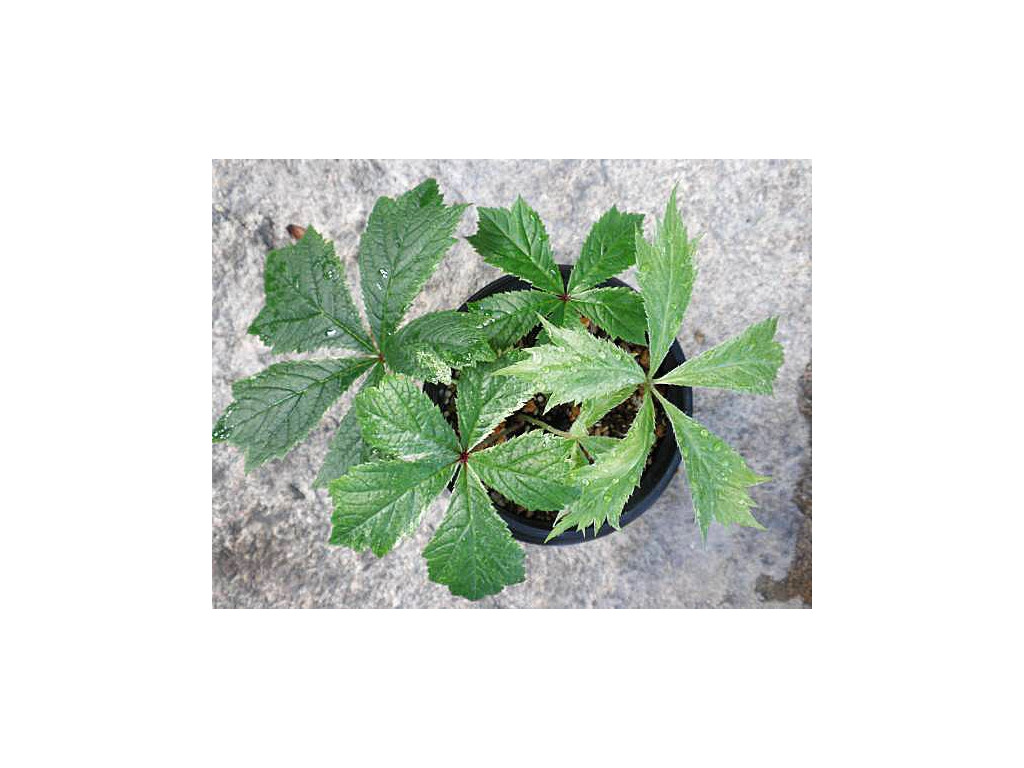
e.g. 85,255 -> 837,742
425,264 -> 693,546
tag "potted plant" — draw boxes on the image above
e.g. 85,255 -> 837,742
423,202 -> 694,545
213,180 -> 784,601
480,190 -> 784,545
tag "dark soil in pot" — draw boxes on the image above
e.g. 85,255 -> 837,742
425,265 -> 693,546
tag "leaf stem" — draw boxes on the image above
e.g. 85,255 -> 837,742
519,414 -> 574,439
519,414 -> 594,463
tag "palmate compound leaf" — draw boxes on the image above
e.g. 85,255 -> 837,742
329,458 -> 456,557
654,389 -> 769,543
327,365 -> 553,595
213,357 -> 377,471
384,310 -> 496,385
566,206 -> 645,294
656,316 -> 784,395
467,290 -> 561,352
497,317 -> 645,411
465,205 -> 649,350
314,363 -> 385,488
354,374 -> 461,461
467,197 -> 564,295
219,180 -> 485,499
469,431 -> 579,511
548,393 -> 656,540
325,360 -> 547,599
247,226 -> 375,355
326,354 -> 576,599
455,353 -> 534,451
635,186 -> 699,373
569,286 -> 648,345
359,179 -> 468,344
423,465 -> 526,600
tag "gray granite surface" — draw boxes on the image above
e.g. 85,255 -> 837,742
212,159 -> 812,608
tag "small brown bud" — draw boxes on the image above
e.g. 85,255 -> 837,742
287,224 -> 306,240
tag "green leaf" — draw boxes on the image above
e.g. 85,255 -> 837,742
498,317 -> 645,410
455,353 -> 534,451
385,310 -> 496,385
469,431 -> 579,511
355,374 -> 461,461
577,435 -> 620,460
467,197 -> 564,294
423,466 -> 525,600
635,187 -> 698,372
569,434 -> 621,469
654,390 -> 768,542
566,206 -> 645,293
568,386 -> 634,471
569,385 -> 636,436
314,363 -> 385,488
359,179 -> 468,343
213,357 -> 376,470
656,317 -> 784,395
329,458 -> 455,557
406,178 -> 444,206
549,393 -> 656,540
248,226 -> 374,354
570,287 -> 648,344
535,299 -> 572,345
468,290 -> 560,351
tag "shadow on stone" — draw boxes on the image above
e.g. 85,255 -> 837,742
757,360 -> 812,606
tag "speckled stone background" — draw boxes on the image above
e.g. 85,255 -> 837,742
212,159 -> 812,608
